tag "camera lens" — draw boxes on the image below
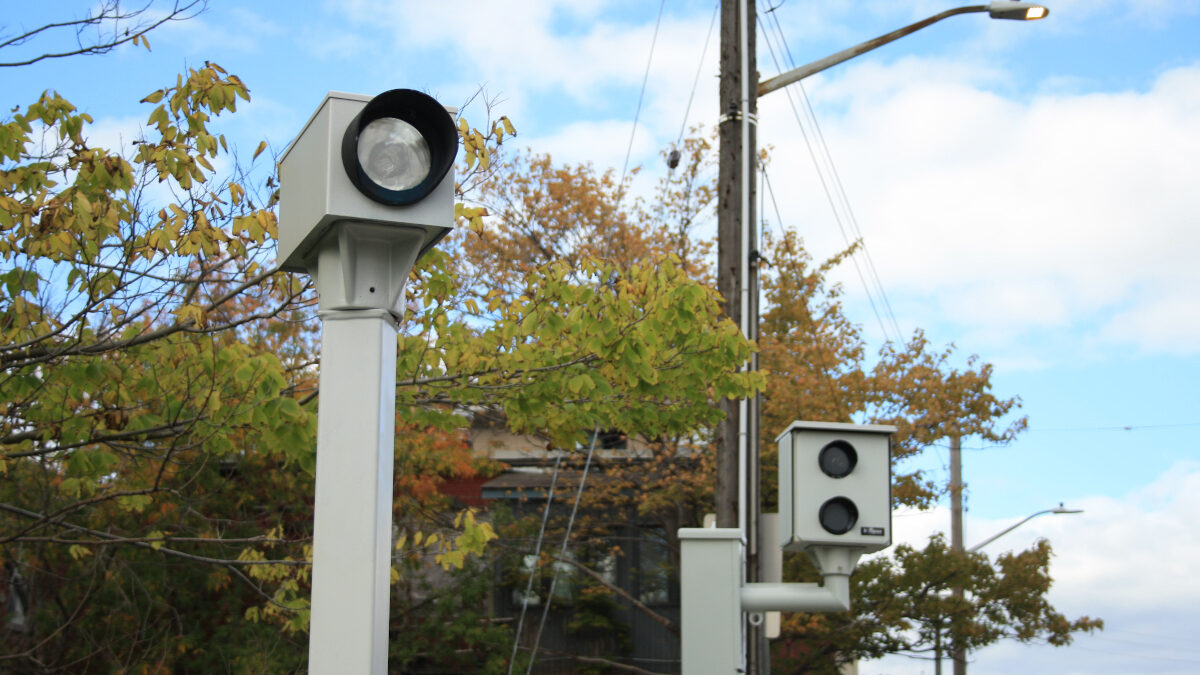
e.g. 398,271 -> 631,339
358,117 -> 431,191
818,440 -> 857,478
819,497 -> 858,535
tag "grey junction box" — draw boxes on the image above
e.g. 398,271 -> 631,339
777,420 -> 896,554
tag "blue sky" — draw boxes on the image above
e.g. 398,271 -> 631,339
5,1 -> 1200,672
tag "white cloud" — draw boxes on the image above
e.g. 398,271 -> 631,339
523,119 -> 659,178
758,59 -> 1200,362
333,0 -> 720,173
146,6 -> 285,55
1042,0 -> 1200,29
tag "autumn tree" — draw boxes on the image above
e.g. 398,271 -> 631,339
452,135 -> 1100,672
773,535 -> 1104,673
0,9 -> 1098,671
0,15 -> 762,671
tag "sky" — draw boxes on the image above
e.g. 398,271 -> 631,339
4,1 -> 1199,672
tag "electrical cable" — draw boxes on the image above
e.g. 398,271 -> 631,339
618,0 -> 667,197
766,8 -> 903,339
675,2 -> 721,150
755,15 -> 892,343
524,426 -> 601,674
774,11 -> 903,340
757,9 -> 904,343
507,453 -> 563,675
1032,422 -> 1200,433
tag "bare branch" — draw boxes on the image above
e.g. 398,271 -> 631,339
0,502 -> 310,567
551,554 -> 679,636
0,1 -> 207,68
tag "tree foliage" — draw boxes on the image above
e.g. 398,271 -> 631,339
773,535 -> 1103,673
0,58 -> 320,671
0,18 -> 761,672
0,10 -> 1099,671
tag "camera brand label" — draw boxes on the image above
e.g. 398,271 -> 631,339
860,526 -> 886,536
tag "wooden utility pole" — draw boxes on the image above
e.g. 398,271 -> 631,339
950,434 -> 967,675
717,0 -> 761,671
716,0 -> 750,531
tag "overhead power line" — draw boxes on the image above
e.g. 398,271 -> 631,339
1032,422 -> 1200,433
619,0 -> 667,193
756,7 -> 904,343
675,2 -> 721,150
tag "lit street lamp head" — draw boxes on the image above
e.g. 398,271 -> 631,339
988,1 -> 1050,20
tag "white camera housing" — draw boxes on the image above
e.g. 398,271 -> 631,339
777,420 -> 895,554
277,91 -> 456,274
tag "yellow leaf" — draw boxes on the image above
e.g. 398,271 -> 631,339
147,530 -> 168,550
69,545 -> 93,560
252,140 -> 268,161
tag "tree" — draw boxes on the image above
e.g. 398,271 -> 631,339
0,58 -> 321,670
772,535 -> 1104,673
0,23 -> 760,671
456,137 -> 1099,672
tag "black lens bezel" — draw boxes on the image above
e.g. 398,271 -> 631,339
818,497 -> 859,535
341,89 -> 459,206
818,440 -> 857,478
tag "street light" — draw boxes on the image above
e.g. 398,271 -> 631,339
707,3 -> 1052,672
935,504 -> 1081,674
968,503 -> 1083,553
757,2 -> 1050,97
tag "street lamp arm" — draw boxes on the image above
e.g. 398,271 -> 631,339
967,505 -> 1082,553
967,508 -> 1051,552
757,6 -> 988,97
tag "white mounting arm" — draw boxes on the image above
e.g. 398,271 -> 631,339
680,530 -> 865,673
742,545 -> 860,612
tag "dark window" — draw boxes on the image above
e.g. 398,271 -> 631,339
598,429 -> 627,450
636,528 -> 673,605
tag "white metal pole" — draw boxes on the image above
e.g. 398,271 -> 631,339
308,308 -> 398,674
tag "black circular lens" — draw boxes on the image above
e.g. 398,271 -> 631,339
819,497 -> 858,535
358,117 -> 430,191
341,89 -> 458,206
818,440 -> 857,478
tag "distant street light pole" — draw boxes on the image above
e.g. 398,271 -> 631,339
968,504 -> 1083,553
715,3 -> 1050,672
938,503 -> 1082,675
